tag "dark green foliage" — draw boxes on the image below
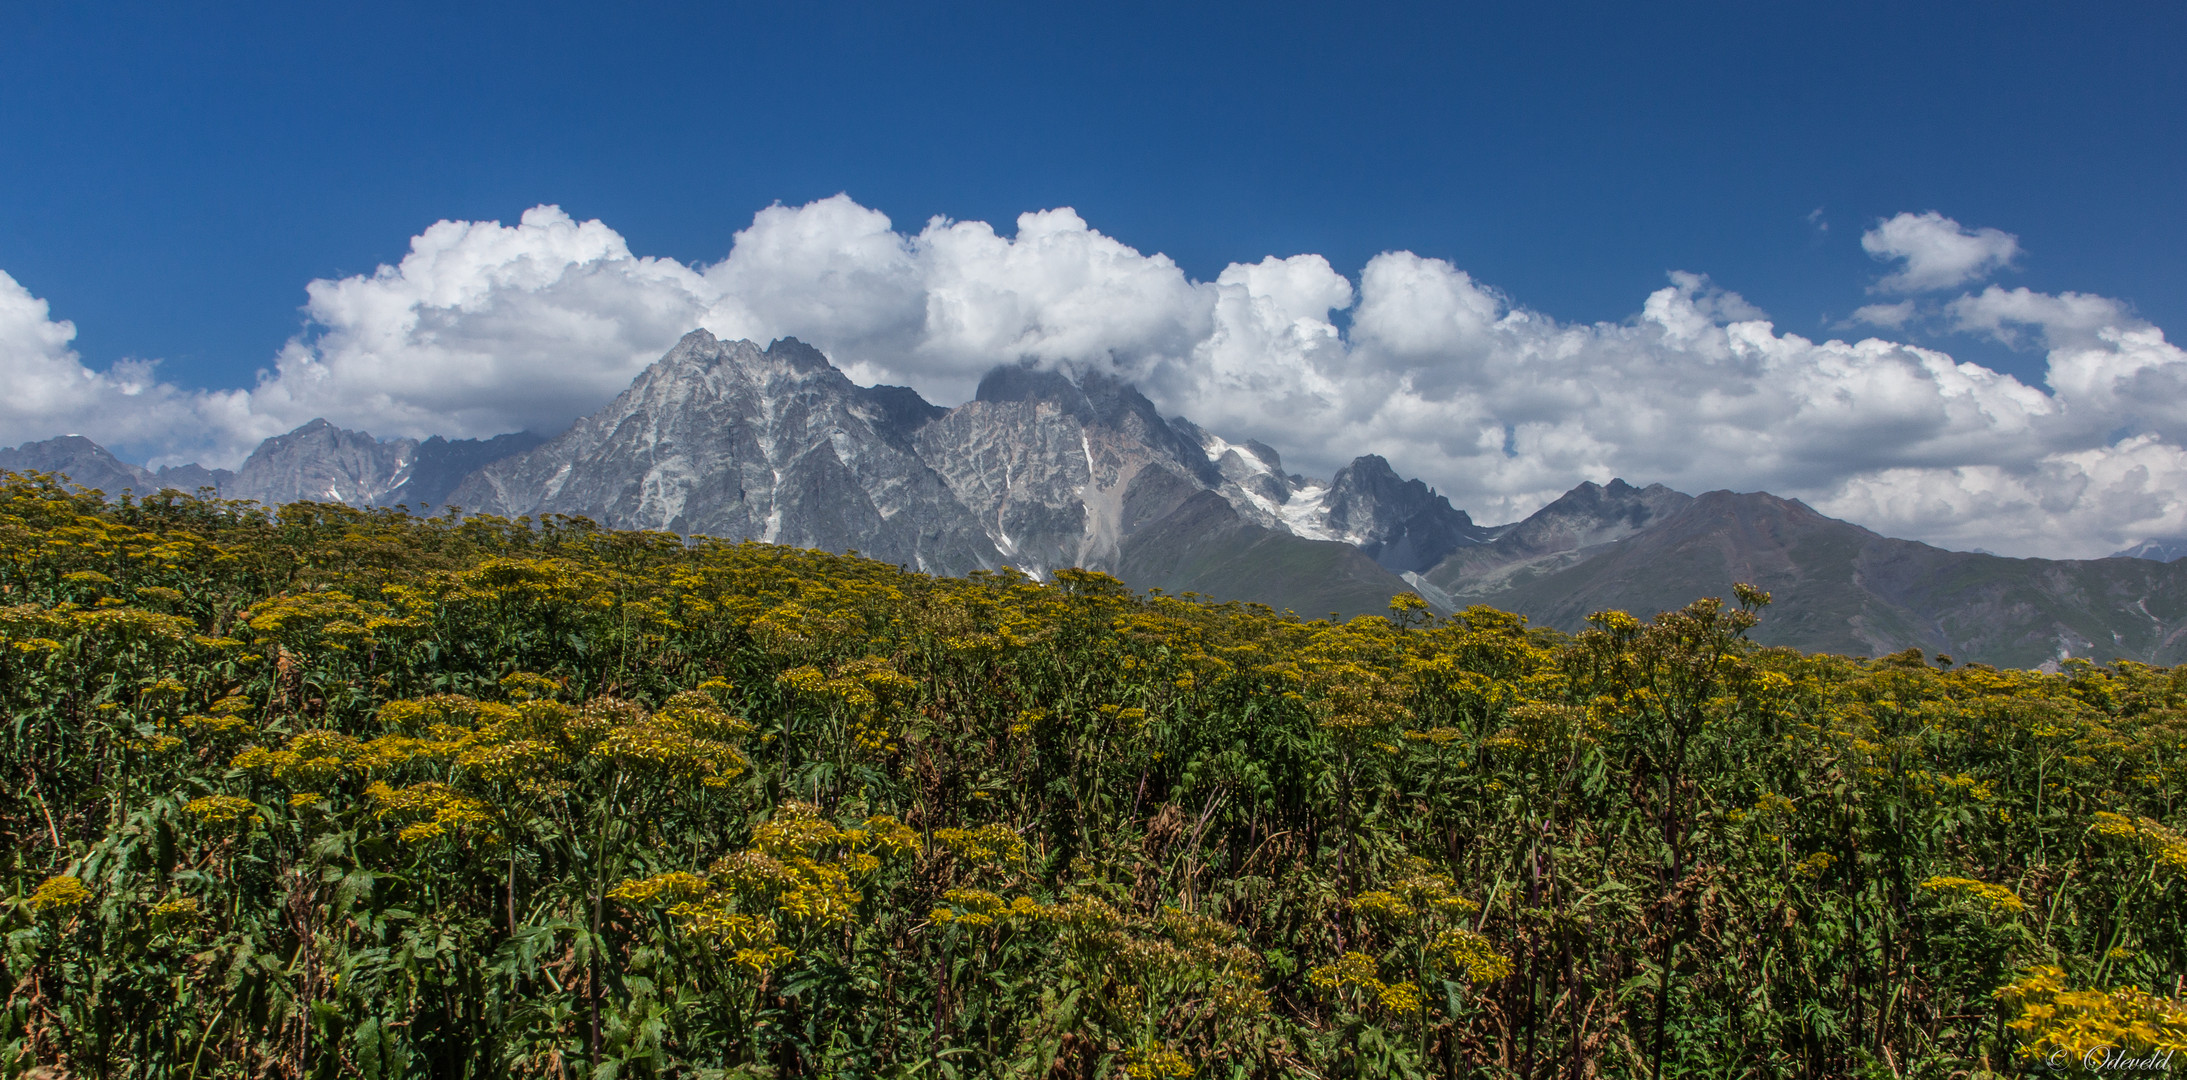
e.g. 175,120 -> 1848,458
1,473 -> 2182,1079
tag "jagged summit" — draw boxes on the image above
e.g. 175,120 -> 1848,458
0,435 -> 160,496
450,332 -> 997,574
975,363 -> 1221,487
227,419 -> 416,506
1319,455 -> 1500,574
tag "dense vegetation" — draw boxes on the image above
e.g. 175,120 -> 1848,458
1,471 -> 2183,1079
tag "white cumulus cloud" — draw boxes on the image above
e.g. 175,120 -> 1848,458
1862,211 -> 2021,293
5,197 -> 2187,559
0,269 -> 251,463
257,206 -> 717,443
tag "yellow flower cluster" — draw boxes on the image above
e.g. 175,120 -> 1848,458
1308,951 -> 1423,1014
1482,701 -> 1589,754
184,794 -> 256,827
606,802 -> 912,973
716,848 -> 860,924
28,874 -> 92,912
1307,661 -> 1411,734
2090,812 -> 2187,877
1999,966 -> 2187,1059
364,781 -> 495,844
1018,896 -> 1267,1019
1430,927 -> 1514,984
1005,708 -> 1043,736
590,697 -> 751,786
856,815 -> 919,857
928,887 -> 1043,929
1911,770 -> 1996,801
777,657 -> 916,757
672,907 -> 795,974
932,824 -> 1028,867
497,671 -> 561,701
608,872 -> 794,971
1121,1044 -> 1195,1079
1353,865 -> 1480,924
748,598 -> 868,657
229,691 -> 755,807
231,729 -> 373,787
1918,875 -> 2024,914
606,871 -> 713,906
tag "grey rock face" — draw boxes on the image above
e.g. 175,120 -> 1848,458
911,367 -> 1238,575
224,419 -> 419,507
153,463 -> 237,494
0,435 -> 158,495
111,422 -> 545,509
1319,454 -> 1500,573
439,336 -> 1478,608
383,432 -> 548,510
451,332 -> 1001,575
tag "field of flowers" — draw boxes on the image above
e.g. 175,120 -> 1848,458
1,471 -> 2183,1079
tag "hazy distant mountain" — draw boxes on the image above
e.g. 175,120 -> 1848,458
1423,478 -> 1686,600
153,462 -> 237,493
2115,537 -> 2187,563
382,433 -> 547,510
1428,486 -> 2187,667
2,423 -> 538,510
0,435 -> 159,495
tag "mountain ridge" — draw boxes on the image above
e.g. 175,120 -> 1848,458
10,331 -> 2187,664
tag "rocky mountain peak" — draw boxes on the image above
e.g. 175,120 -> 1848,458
0,435 -> 157,495
975,363 -> 1219,486
225,419 -> 419,507
1319,455 -> 1498,573
1505,478 -> 1694,554
451,335 -> 998,573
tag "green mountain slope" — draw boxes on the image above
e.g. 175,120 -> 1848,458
1440,488 -> 2187,667
1113,489 -> 1417,618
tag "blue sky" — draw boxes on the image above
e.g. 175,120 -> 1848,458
4,1 -> 2187,558
6,0 -> 2181,389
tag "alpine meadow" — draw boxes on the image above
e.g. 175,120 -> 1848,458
2,471 -> 2184,1079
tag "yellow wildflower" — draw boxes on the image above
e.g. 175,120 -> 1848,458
29,875 -> 92,912
184,794 -> 256,827
1919,876 -> 2024,915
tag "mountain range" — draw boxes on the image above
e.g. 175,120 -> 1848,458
7,329 -> 2185,668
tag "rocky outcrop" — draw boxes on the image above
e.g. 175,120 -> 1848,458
224,420 -> 418,507
1317,455 -> 1499,573
382,432 -> 547,510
